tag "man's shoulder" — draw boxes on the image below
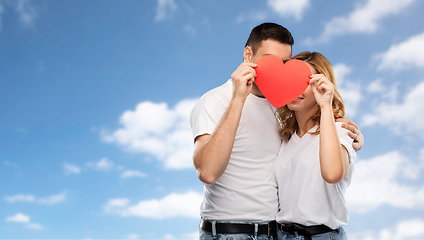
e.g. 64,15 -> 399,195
197,80 -> 232,105
201,80 -> 232,98
190,80 -> 232,134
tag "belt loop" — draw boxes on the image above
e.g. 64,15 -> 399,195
254,223 -> 258,240
268,222 -> 272,238
211,221 -> 217,239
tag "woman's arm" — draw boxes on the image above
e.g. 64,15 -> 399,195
310,74 -> 350,184
319,105 -> 350,184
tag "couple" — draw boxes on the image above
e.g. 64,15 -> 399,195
190,22 -> 364,240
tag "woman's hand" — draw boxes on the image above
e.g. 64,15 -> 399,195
310,74 -> 334,108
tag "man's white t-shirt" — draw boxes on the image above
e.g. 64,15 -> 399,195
190,80 -> 282,223
274,123 -> 356,229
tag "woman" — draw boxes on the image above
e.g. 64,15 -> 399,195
274,52 -> 356,240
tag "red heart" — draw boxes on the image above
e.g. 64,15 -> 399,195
255,55 -> 311,108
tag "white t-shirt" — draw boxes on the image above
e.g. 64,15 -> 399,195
190,80 -> 282,223
274,122 -> 356,229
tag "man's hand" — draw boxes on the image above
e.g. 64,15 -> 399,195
336,118 -> 364,151
230,62 -> 257,101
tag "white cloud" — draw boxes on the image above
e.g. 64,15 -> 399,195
104,198 -> 130,209
5,194 -> 35,203
26,223 -> 44,230
183,25 -> 196,36
164,234 -> 174,239
6,213 -> 30,223
5,213 -> 44,230
38,192 -> 67,205
63,163 -> 81,175
367,78 -> 401,103
182,232 -> 199,240
367,78 -> 385,93
66,159 -> 126,175
0,0 -> 38,30
104,191 -> 202,219
121,170 -> 146,179
350,218 -> 424,240
346,151 -> 424,213
235,11 -> 267,24
155,0 -> 177,22
162,232 -> 198,240
87,158 -> 114,171
127,234 -> 139,239
0,2 -> 4,29
267,0 -> 310,21
14,0 -> 37,26
5,192 -> 67,205
102,99 -> 198,169
362,81 -> 424,136
333,63 -> 361,117
306,0 -> 415,44
376,31 -> 424,70
4,160 -> 19,167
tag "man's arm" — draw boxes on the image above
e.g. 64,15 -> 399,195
193,62 -> 257,184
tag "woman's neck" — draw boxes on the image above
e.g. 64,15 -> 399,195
295,107 -> 318,138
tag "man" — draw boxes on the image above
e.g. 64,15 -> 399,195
190,22 -> 363,240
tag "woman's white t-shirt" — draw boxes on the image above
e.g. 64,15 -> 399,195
274,122 -> 356,229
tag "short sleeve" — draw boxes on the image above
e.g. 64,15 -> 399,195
190,81 -> 232,140
335,122 -> 357,165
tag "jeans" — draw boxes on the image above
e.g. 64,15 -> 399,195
277,227 -> 347,240
199,221 -> 276,240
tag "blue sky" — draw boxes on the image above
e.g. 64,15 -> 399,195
1,0 -> 424,239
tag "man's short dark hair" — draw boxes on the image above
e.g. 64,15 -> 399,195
245,22 -> 294,55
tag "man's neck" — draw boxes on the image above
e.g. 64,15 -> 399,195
250,85 -> 265,97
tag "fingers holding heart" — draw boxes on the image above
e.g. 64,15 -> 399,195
309,74 -> 328,90
231,62 -> 257,82
231,62 -> 258,100
310,74 -> 334,107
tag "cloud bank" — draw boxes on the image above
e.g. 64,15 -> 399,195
306,0 -> 415,44
376,31 -> 424,70
102,99 -> 198,169
5,192 -> 67,205
346,151 -> 424,213
155,0 -> 177,22
362,81 -> 424,136
267,0 -> 310,21
104,191 -> 202,219
5,213 -> 44,230
333,63 -> 361,117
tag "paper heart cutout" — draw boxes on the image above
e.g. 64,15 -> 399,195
255,55 -> 311,108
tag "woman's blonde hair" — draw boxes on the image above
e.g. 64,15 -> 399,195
276,52 -> 345,141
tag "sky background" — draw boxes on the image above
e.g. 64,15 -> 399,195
1,0 -> 424,239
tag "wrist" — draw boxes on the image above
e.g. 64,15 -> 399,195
230,96 -> 247,107
320,103 -> 332,110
